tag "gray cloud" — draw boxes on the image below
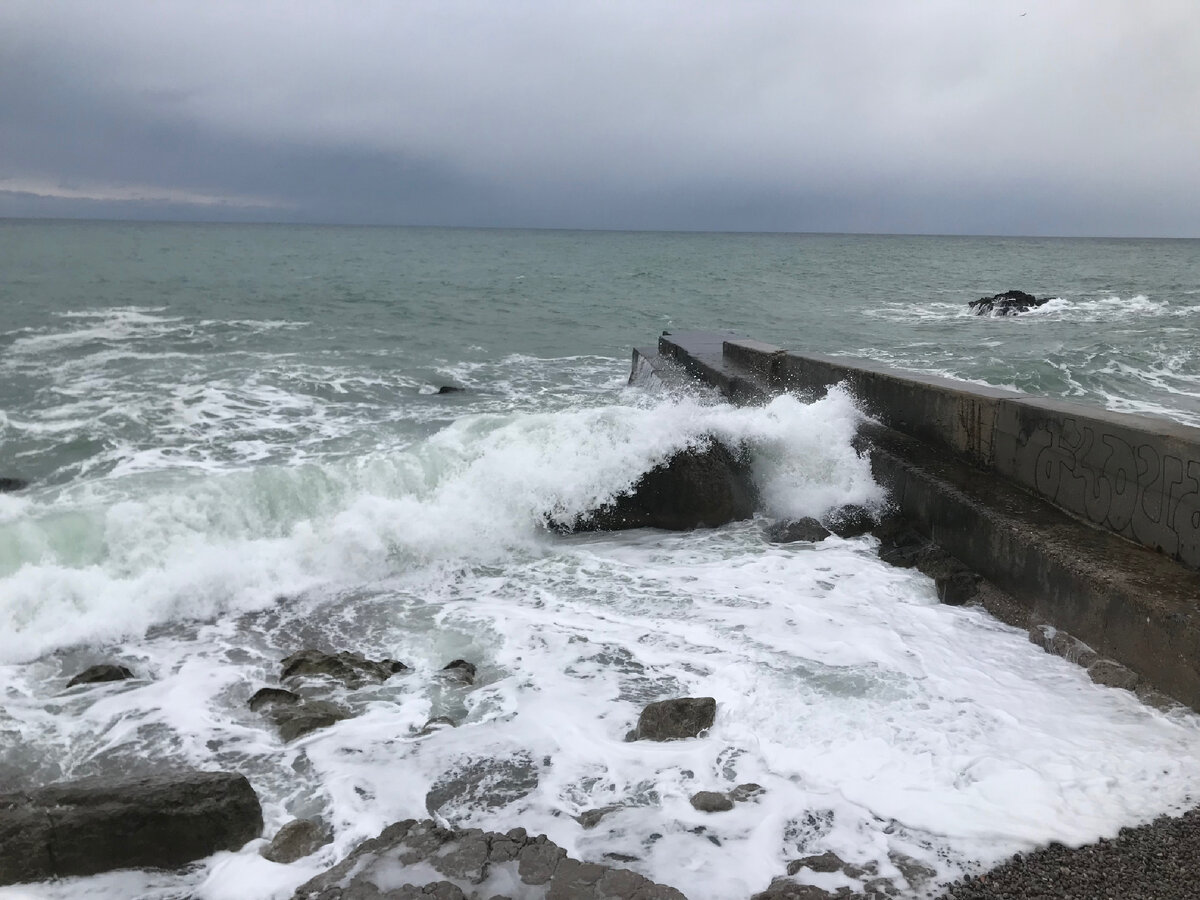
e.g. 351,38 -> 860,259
1,0 -> 1197,234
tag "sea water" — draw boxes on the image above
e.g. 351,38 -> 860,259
2,222 -> 1199,899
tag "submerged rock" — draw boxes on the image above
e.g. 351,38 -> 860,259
0,477 -> 29,493
570,439 -> 756,531
0,770 -> 262,886
270,700 -> 351,742
436,385 -> 465,395
65,663 -> 134,688
441,659 -> 477,685
248,687 -> 301,712
417,716 -> 458,736
280,649 -> 408,688
290,818 -> 685,900
629,697 -> 716,741
823,504 -> 877,538
261,817 -> 332,864
424,754 -> 540,818
765,518 -> 831,544
968,289 -> 1049,316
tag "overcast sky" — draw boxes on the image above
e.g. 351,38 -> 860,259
2,1 -> 1198,236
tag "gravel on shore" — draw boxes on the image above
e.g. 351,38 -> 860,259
939,806 -> 1200,900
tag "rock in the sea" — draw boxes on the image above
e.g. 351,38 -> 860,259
729,783 -> 765,802
823,504 -> 877,538
280,649 -> 408,688
441,659 -> 477,685
629,697 -> 716,741
1088,659 -> 1140,691
765,518 -> 831,543
248,687 -> 302,712
571,439 -> 755,531
424,755 -> 540,818
436,385 -> 465,394
66,663 -> 134,688
750,879 -> 846,900
290,819 -> 686,900
261,817 -> 332,864
0,477 -> 29,493
270,700 -> 351,742
0,770 -> 262,886
968,289 -> 1049,316
936,569 -> 980,606
690,791 -> 734,813
417,716 -> 458,736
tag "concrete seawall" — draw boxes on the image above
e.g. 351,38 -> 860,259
634,330 -> 1200,709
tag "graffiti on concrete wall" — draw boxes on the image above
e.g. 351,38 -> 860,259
1021,417 -> 1200,565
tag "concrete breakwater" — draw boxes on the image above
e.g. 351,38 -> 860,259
633,330 -> 1200,710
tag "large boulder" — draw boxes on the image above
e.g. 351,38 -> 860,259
291,819 -> 685,900
628,697 -> 716,741
968,289 -> 1050,316
0,770 -> 262,886
573,439 -> 756,531
280,649 -> 408,688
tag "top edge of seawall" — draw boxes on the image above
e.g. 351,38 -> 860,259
651,329 -> 1200,570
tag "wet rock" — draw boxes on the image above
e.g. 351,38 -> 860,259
280,649 -> 408,688
441,659 -> 477,685
65,663 -> 134,688
787,850 -> 847,875
248,687 -> 301,712
0,770 -> 262,886
417,716 -> 458,736
766,518 -> 831,544
690,791 -> 733,813
270,700 -> 351,742
750,879 -> 847,900
1088,659 -> 1140,691
936,569 -> 980,605
570,439 -> 756,531
629,697 -> 716,741
576,805 -> 622,829
291,819 -> 684,900
424,755 -> 540,817
968,289 -> 1049,316
436,385 -> 465,395
888,852 -> 936,887
261,817 -> 332,864
0,477 -> 29,493
729,783 -> 765,803
823,505 -> 876,538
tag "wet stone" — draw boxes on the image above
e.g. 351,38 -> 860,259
248,687 -> 301,712
66,664 -> 134,688
424,755 -> 539,817
576,805 -> 622,829
417,716 -> 458,736
729,783 -> 765,802
765,518 -> 831,543
441,659 -> 477,685
261,817 -> 331,864
270,700 -> 350,742
823,504 -> 876,538
0,478 -> 29,493
1088,659 -> 1140,691
690,791 -> 734,813
787,850 -> 847,875
280,649 -> 408,688
630,697 -> 716,741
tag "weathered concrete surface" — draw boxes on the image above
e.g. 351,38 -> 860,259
0,770 -> 262,886
639,331 -> 1200,710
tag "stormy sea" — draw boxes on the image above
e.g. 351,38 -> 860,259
2,220 -> 1200,900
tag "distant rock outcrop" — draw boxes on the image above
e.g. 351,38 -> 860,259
570,440 -> 756,532
968,289 -> 1050,316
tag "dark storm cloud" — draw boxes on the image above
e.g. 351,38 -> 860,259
1,0 -> 1197,235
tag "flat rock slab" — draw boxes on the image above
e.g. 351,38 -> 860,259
0,770 -> 262,886
292,819 -> 685,900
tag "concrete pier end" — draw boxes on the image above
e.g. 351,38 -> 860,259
641,330 -> 1200,710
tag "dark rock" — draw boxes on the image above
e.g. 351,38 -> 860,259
729,783 -> 765,803
0,770 -> 262,886
65,663 -> 134,688
690,791 -> 733,812
261,817 -> 332,864
576,805 -> 622,829
291,819 -> 685,900
280,649 -> 408,688
441,659 -> 477,685
750,879 -> 846,900
0,478 -> 29,493
417,716 -> 457,736
787,850 -> 847,875
936,570 -> 980,605
424,755 -> 539,817
248,687 -> 301,712
570,439 -> 756,531
968,289 -> 1049,316
1088,659 -> 1140,691
766,518 -> 831,543
629,697 -> 716,741
823,505 -> 877,538
436,385 -> 465,394
270,700 -> 350,742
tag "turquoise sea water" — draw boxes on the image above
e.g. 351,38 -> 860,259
2,221 -> 1199,900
